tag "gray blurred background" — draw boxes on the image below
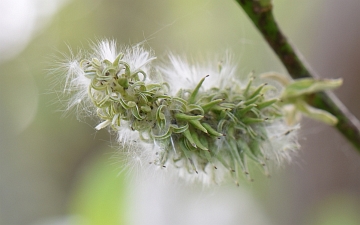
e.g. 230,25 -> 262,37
1,0 -> 360,224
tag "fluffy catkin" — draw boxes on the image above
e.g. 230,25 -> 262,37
61,39 -> 299,185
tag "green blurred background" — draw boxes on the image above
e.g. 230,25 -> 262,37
1,0 -> 360,224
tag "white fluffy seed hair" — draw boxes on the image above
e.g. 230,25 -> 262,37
48,47 -> 92,118
158,53 -> 243,95
89,39 -> 157,74
261,121 -> 300,165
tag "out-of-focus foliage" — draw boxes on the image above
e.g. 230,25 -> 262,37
68,153 -> 129,225
306,194 -> 360,225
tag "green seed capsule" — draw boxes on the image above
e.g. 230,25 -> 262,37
188,120 -> 208,133
191,131 -> 208,151
202,123 -> 223,137
175,113 -> 203,121
183,129 -> 196,148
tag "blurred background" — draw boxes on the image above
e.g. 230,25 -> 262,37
1,0 -> 360,224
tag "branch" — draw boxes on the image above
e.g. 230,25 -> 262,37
235,0 -> 360,151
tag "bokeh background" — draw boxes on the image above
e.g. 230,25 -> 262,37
1,0 -> 360,224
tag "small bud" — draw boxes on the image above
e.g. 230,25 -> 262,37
265,74 -> 343,125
